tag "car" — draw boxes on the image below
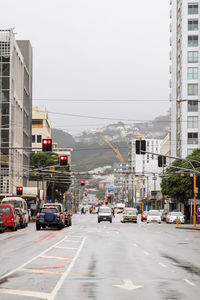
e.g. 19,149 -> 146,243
166,211 -> 185,224
43,203 -> 65,228
161,210 -> 168,222
147,210 -> 161,224
15,208 -> 26,228
0,204 -> 20,231
121,208 -> 138,223
98,206 -> 112,223
1,197 -> 29,226
141,211 -> 148,222
36,207 -> 63,230
64,209 -> 72,227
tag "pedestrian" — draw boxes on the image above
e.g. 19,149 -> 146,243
81,207 -> 85,215
112,207 -> 115,218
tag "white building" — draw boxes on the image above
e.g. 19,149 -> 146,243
0,29 -> 32,195
170,1 -> 200,157
32,106 -> 51,152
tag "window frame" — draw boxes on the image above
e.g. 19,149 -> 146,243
188,35 -> 198,47
187,116 -> 198,128
188,67 -> 198,79
188,51 -> 198,63
188,83 -> 198,96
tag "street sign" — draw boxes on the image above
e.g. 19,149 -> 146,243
49,167 -> 55,171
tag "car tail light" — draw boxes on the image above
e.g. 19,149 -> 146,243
61,214 -> 63,217
56,213 -> 60,217
65,215 -> 68,219
36,213 -> 40,217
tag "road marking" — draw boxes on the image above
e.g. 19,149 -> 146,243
184,279 -> 196,287
143,251 -> 149,256
0,288 -> 50,299
159,262 -> 167,268
113,280 -> 143,291
49,237 -> 86,300
63,239 -> 80,243
21,268 -> 64,275
54,246 -> 77,250
0,235 -> 68,282
40,255 -> 71,260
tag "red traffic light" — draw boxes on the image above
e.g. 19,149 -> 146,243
42,139 -> 52,152
16,186 -> 23,195
85,192 -> 88,196
59,155 -> 68,165
107,194 -> 111,199
80,180 -> 85,186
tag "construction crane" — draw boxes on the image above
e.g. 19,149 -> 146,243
101,135 -> 125,164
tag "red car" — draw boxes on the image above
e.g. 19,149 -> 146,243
15,208 -> 26,228
141,211 -> 148,222
0,204 -> 20,231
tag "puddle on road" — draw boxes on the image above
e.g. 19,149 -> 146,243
162,254 -> 200,276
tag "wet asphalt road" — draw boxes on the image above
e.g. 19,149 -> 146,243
0,213 -> 200,300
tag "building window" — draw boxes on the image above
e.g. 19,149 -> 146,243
188,100 -> 198,112
32,119 -> 43,125
188,3 -> 198,14
188,116 -> 198,128
188,35 -> 198,47
32,135 -> 35,143
188,20 -> 198,31
188,67 -> 198,79
187,149 -> 194,155
188,83 -> 198,95
188,51 -> 198,62
37,135 -> 42,143
188,132 -> 198,144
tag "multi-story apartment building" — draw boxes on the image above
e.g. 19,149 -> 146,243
32,106 -> 51,152
170,1 -> 200,157
0,29 -> 32,195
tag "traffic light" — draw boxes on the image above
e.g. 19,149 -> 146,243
158,155 -> 166,167
80,180 -> 85,186
85,192 -> 88,196
42,139 -> 52,152
135,139 -> 146,155
107,194 -> 111,200
16,186 -> 23,195
59,155 -> 68,166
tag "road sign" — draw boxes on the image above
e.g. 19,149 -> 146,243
49,167 -> 55,171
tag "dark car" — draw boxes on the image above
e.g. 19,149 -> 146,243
36,207 -> 63,230
0,204 -> 20,231
15,208 -> 26,228
64,209 -> 72,227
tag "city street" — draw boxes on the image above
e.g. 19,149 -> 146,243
0,214 -> 200,300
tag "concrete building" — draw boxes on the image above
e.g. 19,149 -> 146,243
32,106 -> 51,152
170,1 -> 200,157
0,29 -> 32,195
128,139 -> 163,208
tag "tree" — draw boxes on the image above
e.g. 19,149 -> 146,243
161,149 -> 200,202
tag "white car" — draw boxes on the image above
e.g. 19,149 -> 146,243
166,211 -> 184,224
147,210 -> 161,224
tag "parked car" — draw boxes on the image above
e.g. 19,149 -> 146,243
98,206 -> 112,223
0,204 -> 20,231
36,207 -> 63,230
147,210 -> 161,224
15,208 -> 26,228
43,203 -> 65,228
64,209 -> 72,227
161,210 -> 168,222
0,216 -> 5,233
141,211 -> 148,222
1,197 -> 29,226
166,211 -> 185,224
121,208 -> 138,223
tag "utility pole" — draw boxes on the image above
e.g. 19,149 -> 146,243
194,174 -> 196,228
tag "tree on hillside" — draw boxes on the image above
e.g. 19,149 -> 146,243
161,149 -> 200,201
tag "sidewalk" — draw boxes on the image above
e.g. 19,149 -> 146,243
176,224 -> 200,231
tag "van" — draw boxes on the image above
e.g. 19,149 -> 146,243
1,197 -> 29,226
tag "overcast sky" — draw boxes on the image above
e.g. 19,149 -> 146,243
1,0 -> 170,135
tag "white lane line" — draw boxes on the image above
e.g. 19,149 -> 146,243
21,268 -> 64,275
49,237 -> 86,300
184,279 -> 196,287
0,288 -> 50,299
143,251 -> 149,256
40,255 -> 71,260
159,262 -> 167,268
54,246 -> 77,250
63,240 -> 80,243
0,235 -> 68,282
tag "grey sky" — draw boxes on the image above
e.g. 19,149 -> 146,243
1,0 -> 170,135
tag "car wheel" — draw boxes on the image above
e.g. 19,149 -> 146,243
36,225 -> 41,230
147,222 -> 149,224
57,225 -> 61,230
98,220 -> 100,223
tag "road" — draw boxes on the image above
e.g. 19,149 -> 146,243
0,213 -> 200,300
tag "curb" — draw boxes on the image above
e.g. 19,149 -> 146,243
176,227 -> 200,231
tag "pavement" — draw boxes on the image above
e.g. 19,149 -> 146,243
176,224 -> 200,230
0,214 -> 200,300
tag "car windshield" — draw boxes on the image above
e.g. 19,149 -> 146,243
2,200 -> 23,208
0,206 -> 11,215
99,208 -> 111,213
149,211 -> 160,216
171,212 -> 183,216
41,208 -> 57,213
45,204 -> 61,212
124,210 -> 137,215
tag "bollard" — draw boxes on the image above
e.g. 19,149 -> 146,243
176,216 -> 179,228
179,216 -> 181,227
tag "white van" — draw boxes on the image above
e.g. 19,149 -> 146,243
1,197 -> 29,226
